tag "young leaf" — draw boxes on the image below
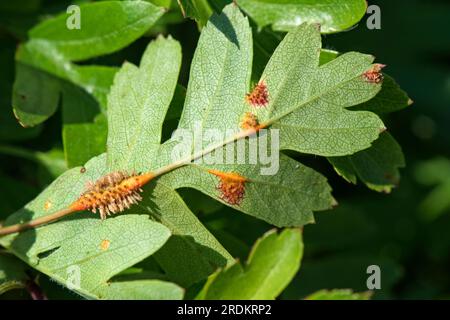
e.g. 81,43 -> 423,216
238,0 -> 367,33
196,229 -> 303,299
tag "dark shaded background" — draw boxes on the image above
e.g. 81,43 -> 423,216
0,0 -> 449,299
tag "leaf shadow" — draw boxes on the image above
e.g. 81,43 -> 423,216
3,208 -> 36,260
210,11 -> 240,49
139,182 -> 229,287
3,207 -> 97,264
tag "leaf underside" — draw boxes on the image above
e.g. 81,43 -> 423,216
1,4 -> 400,298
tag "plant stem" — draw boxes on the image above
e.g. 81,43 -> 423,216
0,128 -> 260,236
0,207 -> 76,236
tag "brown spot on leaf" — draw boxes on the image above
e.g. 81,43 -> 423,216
80,167 -> 86,173
245,80 -> 269,107
363,64 -> 386,84
100,239 -> 110,251
208,170 -> 247,205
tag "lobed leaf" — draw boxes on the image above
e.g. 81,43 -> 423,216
314,49 -> 410,192
1,3 -> 411,299
12,1 -> 163,167
196,228 -> 303,299
258,24 -> 384,156
329,132 -> 405,193
0,154 -> 177,299
160,150 -> 334,227
106,35 -> 233,286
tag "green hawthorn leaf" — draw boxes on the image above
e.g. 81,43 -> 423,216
282,253 -> 402,299
148,0 -> 173,8
0,154 -> 176,299
305,289 -> 372,300
62,114 -> 108,168
107,36 -> 183,170
97,279 -> 184,300
148,5 -> 383,228
258,24 -> 385,156
238,0 -> 367,33
11,0 -> 162,168
61,84 -> 108,168
71,65 -> 119,111
12,62 -> 61,127
0,41 -> 41,141
415,158 -> 450,221
13,39 -> 118,127
106,35 -> 233,286
0,3 -> 410,299
251,28 -> 339,79
177,4 -> 253,135
156,6 -> 334,227
162,84 -> 187,140
316,49 -> 409,191
353,74 -> 412,114
317,50 -> 412,115
159,150 -> 334,227
319,49 -> 339,65
0,252 -> 30,295
329,132 -> 405,193
196,229 -> 303,299
143,180 -> 233,287
177,0 -> 213,27
29,1 -> 164,61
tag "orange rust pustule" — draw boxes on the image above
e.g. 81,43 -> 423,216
240,112 -> 260,130
70,171 -> 151,219
363,64 -> 386,84
208,170 -> 247,205
245,81 -> 269,107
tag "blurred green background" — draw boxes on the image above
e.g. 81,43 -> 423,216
0,0 -> 449,299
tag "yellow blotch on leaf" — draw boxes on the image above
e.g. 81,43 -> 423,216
100,239 -> 110,251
